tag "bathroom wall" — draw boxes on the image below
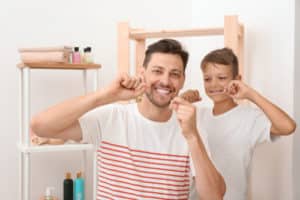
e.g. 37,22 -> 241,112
0,0 -> 296,199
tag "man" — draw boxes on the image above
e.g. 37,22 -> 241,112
31,39 -> 225,199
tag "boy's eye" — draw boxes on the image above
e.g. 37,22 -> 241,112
219,76 -> 227,80
204,77 -> 211,82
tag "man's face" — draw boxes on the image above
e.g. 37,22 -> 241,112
202,62 -> 235,103
142,53 -> 185,108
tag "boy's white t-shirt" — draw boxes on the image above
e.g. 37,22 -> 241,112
198,104 -> 272,200
79,103 -> 210,200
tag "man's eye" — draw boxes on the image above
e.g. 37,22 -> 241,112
153,70 -> 162,74
219,77 -> 227,80
171,73 -> 181,78
204,78 -> 210,82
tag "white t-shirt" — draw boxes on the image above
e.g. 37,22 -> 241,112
79,103 -> 210,200
198,104 -> 272,200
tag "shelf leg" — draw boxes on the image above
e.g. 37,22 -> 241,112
83,70 -> 88,94
23,68 -> 31,146
24,153 -> 31,200
93,69 -> 99,91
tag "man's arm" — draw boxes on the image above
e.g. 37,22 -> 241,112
226,80 -> 296,136
170,97 -> 226,200
31,73 -> 146,141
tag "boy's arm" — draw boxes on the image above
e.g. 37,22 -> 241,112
226,80 -> 296,136
31,73 -> 146,141
170,97 -> 226,200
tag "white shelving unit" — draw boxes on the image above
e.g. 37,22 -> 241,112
18,62 -> 101,200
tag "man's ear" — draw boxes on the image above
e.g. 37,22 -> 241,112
235,74 -> 242,80
137,66 -> 145,75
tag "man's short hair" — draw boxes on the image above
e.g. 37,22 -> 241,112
143,39 -> 189,71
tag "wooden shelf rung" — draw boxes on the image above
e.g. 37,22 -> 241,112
129,27 -> 224,39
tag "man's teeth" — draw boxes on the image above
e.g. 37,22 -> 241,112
156,88 -> 171,94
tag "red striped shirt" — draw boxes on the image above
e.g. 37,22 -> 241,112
96,141 -> 191,200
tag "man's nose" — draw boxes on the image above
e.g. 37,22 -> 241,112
160,73 -> 170,85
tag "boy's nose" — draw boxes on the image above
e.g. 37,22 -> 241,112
210,78 -> 218,86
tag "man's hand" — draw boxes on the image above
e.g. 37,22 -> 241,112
170,97 -> 198,140
107,73 -> 146,101
180,89 -> 201,103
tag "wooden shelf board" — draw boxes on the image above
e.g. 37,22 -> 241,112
17,62 -> 101,70
18,143 -> 94,153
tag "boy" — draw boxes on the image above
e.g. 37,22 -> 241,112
181,47 -> 296,200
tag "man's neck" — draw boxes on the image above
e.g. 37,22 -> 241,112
213,99 -> 238,115
137,96 -> 173,122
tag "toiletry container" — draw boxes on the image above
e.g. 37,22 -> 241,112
63,172 -> 73,200
72,47 -> 81,64
40,187 -> 58,200
83,47 -> 93,64
74,171 -> 84,200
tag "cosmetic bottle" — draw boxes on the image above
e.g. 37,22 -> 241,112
40,187 -> 58,200
63,172 -> 73,200
83,47 -> 93,64
74,171 -> 84,200
72,47 -> 81,64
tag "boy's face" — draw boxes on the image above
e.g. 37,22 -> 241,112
202,62 -> 235,103
141,52 -> 185,108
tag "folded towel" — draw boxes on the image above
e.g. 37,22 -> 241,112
20,51 -> 69,63
18,46 -> 72,53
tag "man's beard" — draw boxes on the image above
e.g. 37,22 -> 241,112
144,90 -> 173,108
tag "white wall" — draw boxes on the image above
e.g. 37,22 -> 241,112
190,1 -> 295,200
293,0 -> 300,199
0,0 -> 296,199
0,1 -> 193,199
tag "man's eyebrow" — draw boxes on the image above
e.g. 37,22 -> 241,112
151,65 -> 164,69
171,69 -> 183,73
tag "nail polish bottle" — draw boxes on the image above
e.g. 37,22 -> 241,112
72,47 -> 81,64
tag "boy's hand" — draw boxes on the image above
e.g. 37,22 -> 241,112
225,80 -> 253,100
170,97 -> 198,140
180,89 -> 202,103
107,73 -> 146,101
